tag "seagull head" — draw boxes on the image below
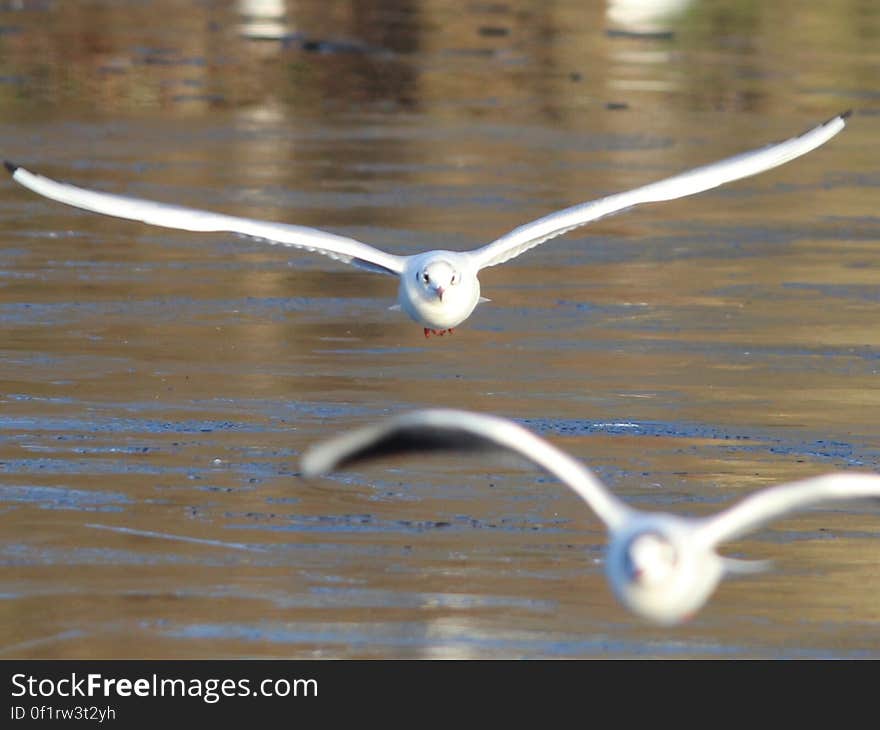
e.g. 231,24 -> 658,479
605,517 -> 725,625
623,531 -> 679,586
417,259 -> 460,303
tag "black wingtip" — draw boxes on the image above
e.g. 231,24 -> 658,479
4,160 -> 19,175
816,109 -> 852,131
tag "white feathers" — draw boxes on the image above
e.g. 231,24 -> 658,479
5,112 -> 850,331
302,408 -> 880,625
470,112 -> 849,269
7,164 -> 406,276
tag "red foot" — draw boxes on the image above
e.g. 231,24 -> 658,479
423,328 -> 455,338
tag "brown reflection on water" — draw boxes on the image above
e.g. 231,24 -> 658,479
0,0 -> 879,658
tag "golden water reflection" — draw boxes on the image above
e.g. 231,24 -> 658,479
0,0 -> 878,658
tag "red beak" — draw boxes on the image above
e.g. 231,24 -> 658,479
435,286 -> 445,301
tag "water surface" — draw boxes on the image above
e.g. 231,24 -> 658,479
1,0 -> 880,658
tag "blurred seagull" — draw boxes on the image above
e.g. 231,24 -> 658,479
301,408 -> 880,625
5,112 -> 849,337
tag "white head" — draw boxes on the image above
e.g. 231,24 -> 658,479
399,255 -> 482,330
624,532 -> 679,587
605,518 -> 725,625
416,259 -> 460,303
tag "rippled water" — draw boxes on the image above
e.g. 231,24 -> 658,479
1,0 -> 880,658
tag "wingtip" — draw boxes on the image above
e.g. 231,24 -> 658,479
825,109 -> 852,127
299,449 -> 334,479
4,160 -> 19,175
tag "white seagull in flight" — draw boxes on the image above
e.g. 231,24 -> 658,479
5,112 -> 849,337
301,408 -> 880,625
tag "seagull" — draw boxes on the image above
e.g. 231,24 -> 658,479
301,408 -> 880,625
5,112 -> 849,337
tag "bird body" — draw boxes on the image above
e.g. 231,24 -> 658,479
605,512 -> 724,625
5,112 -> 849,333
398,252 -> 481,334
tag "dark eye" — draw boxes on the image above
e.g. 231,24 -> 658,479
422,273 -> 430,283
451,273 -> 457,284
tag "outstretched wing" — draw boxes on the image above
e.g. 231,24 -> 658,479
471,111 -> 850,270
696,472 -> 880,547
301,408 -> 631,529
5,162 -> 406,276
